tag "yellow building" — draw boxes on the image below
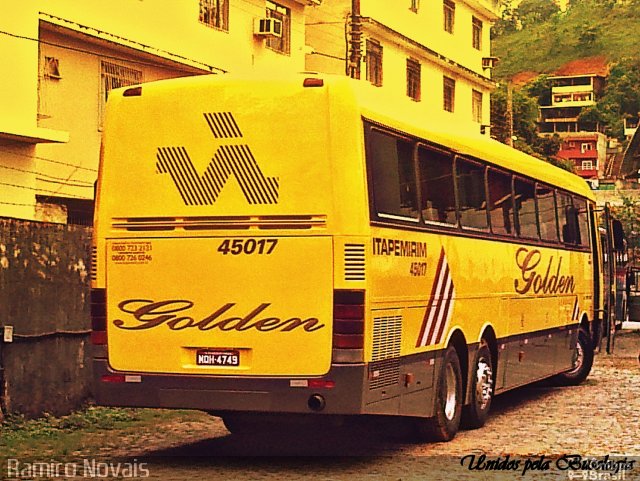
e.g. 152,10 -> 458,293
305,0 -> 499,137
0,0 -> 315,222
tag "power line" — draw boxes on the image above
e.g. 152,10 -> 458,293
310,51 -> 346,61
0,148 -> 98,172
0,28 -> 225,74
0,181 -> 89,199
0,201 -> 37,208
36,177 -> 93,188
0,163 -> 93,185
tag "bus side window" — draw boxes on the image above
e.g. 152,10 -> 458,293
514,178 -> 538,239
573,197 -> 590,248
557,192 -> 578,244
456,158 -> 489,231
536,184 -> 559,243
367,129 -> 419,220
418,146 -> 457,225
487,168 -> 514,235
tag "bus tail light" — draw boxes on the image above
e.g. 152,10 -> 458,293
333,290 -> 364,350
303,77 -> 324,88
123,86 -> 142,97
91,288 -> 107,345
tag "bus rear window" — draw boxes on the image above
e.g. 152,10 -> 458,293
367,129 -> 418,220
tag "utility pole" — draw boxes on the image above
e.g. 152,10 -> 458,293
348,0 -> 362,79
506,81 -> 514,147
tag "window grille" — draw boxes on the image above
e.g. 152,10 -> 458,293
366,40 -> 383,87
472,16 -> 482,50
406,59 -> 421,101
444,0 -> 455,33
99,61 -> 142,129
472,90 -> 483,123
266,1 -> 290,55
199,0 -> 229,31
443,76 -> 455,112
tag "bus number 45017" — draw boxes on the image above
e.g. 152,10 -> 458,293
217,238 -> 278,256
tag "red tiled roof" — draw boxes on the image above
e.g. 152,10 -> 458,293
552,56 -> 610,77
511,71 -> 539,87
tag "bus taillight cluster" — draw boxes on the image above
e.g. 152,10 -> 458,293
90,288 -> 107,345
333,290 -> 365,350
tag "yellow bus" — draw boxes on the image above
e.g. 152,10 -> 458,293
92,73 -> 607,441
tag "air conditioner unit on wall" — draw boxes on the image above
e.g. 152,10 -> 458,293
482,56 -> 499,70
254,18 -> 283,37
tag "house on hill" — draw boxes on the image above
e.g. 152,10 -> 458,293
538,56 -> 610,180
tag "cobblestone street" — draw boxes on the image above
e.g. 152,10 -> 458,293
50,331 -> 637,480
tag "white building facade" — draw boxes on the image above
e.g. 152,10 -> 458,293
305,0 -> 499,136
1,0 -> 314,222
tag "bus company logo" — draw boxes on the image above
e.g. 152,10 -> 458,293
155,112 -> 279,205
416,248 -> 455,348
514,247 -> 576,295
112,299 -> 325,333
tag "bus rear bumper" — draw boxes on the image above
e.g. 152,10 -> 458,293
93,359 -> 369,415
93,353 -> 439,418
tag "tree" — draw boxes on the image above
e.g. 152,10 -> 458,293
491,84 -> 571,170
515,0 -> 560,30
613,193 -> 640,266
525,75 -> 552,106
492,0 -> 520,37
579,58 -> 640,139
577,22 -> 601,50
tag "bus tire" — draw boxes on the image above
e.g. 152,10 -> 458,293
221,414 -> 255,435
461,340 -> 493,429
415,345 -> 462,442
554,327 -> 594,386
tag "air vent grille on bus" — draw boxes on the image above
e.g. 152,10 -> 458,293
111,215 -> 326,231
372,315 -> 402,361
90,246 -> 98,281
344,244 -> 365,281
368,358 -> 400,390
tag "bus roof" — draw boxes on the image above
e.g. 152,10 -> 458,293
113,72 -> 594,201
342,78 -> 595,201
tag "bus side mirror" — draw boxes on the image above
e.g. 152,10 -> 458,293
612,220 -> 625,251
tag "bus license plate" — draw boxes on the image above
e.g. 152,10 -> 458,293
196,350 -> 240,367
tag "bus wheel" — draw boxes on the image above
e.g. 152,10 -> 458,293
461,340 -> 493,429
554,328 -> 594,386
221,414 -> 255,435
415,345 -> 462,442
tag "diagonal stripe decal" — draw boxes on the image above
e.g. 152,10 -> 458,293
572,297 -> 579,321
416,248 -> 456,348
156,112 -> 279,205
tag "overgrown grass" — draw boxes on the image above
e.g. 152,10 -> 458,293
0,405 -> 205,458
493,1 -> 640,79
1,407 -> 140,436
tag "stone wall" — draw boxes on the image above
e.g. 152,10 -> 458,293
0,218 -> 92,418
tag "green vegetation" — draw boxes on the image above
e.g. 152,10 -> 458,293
0,405 -> 206,458
490,0 -> 640,160
613,193 -> 640,265
492,0 -> 640,79
491,81 -> 573,170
